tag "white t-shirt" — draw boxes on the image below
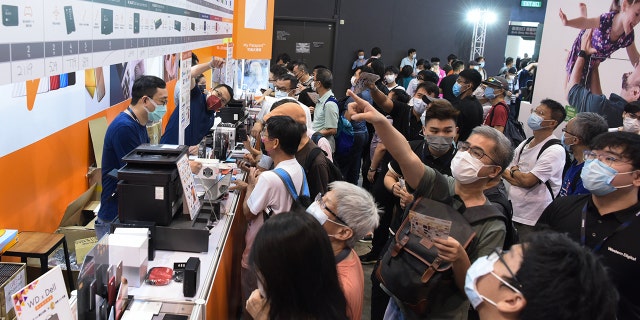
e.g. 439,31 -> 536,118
509,135 -> 566,226
242,158 -> 304,268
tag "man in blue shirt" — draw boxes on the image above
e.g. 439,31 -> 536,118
160,54 -> 233,151
559,112 -> 608,197
97,76 -> 168,239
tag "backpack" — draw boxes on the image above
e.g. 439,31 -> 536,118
489,102 -> 526,149
515,137 -> 571,200
327,96 -> 355,155
304,146 -> 344,183
483,185 -> 519,250
267,167 -> 311,218
375,174 -> 508,316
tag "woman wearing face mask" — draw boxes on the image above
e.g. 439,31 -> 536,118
465,231 -> 618,320
247,211 -> 349,320
609,101 -> 640,134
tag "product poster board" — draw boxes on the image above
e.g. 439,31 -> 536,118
11,266 -> 73,320
535,0 -> 638,109
233,0 -> 274,59
178,51 -> 192,146
176,154 -> 200,219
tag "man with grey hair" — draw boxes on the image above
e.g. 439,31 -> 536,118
558,112 -> 608,196
346,89 -> 511,319
307,181 -> 380,320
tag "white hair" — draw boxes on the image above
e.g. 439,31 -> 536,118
329,181 -> 381,248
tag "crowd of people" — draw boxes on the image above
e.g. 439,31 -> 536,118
237,45 -> 639,320
98,44 -> 640,320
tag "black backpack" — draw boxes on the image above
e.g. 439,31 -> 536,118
304,146 -> 344,183
516,137 -> 571,200
489,102 -> 526,149
484,185 -> 519,250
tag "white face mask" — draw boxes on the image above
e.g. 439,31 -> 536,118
385,74 -> 397,84
412,97 -> 427,115
307,201 -> 328,225
623,116 -> 640,133
464,253 -> 522,309
450,151 -> 489,184
358,55 -> 365,60
351,76 -> 357,87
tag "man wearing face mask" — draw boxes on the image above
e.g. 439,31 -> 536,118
609,101 -> 640,134
346,89 -> 513,319
474,56 -> 488,80
367,80 -> 437,141
464,232 -> 618,320
451,69 -> 484,142
384,66 -> 403,92
240,115 -> 306,317
400,48 -> 417,74
352,49 -> 367,70
559,112 -> 608,197
306,181 -> 380,320
160,55 -> 233,150
97,76 -> 168,239
537,131 -> 640,320
502,99 -> 567,239
440,60 -> 464,103
482,77 -> 510,133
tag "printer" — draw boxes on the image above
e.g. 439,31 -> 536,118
117,144 -> 187,226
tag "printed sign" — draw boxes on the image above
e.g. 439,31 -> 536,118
11,266 -> 73,320
176,154 -> 200,219
407,211 -> 452,249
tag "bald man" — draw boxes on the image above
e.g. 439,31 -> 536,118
265,100 -> 332,198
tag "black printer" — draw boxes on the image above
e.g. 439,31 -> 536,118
117,144 -> 188,226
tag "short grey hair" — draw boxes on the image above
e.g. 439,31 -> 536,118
330,181 -> 380,248
572,112 -> 608,146
470,126 -> 514,174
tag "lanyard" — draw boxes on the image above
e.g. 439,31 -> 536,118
581,203 -> 640,253
127,106 -> 140,124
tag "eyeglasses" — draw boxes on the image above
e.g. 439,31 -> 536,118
455,78 -> 469,85
260,129 -> 271,140
530,108 -> 545,116
315,193 -> 349,227
489,248 -> 523,290
275,86 -> 294,92
583,150 -> 631,167
457,141 -> 497,164
213,88 -> 228,105
561,127 -> 580,139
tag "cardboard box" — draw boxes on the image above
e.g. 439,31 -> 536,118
0,262 -> 26,320
56,184 -> 98,257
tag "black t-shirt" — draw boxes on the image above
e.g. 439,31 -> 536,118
389,140 -> 454,193
538,195 -> 640,319
295,140 -> 330,199
439,74 -> 459,103
453,96 -> 484,142
390,100 -> 422,141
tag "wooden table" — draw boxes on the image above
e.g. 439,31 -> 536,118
2,231 -> 74,290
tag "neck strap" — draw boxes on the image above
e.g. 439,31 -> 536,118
581,203 -> 640,252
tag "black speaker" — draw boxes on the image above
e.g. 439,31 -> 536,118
183,257 -> 200,297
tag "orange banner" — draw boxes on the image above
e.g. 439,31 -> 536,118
232,0 -> 274,59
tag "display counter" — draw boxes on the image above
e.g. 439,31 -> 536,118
70,174 -> 247,320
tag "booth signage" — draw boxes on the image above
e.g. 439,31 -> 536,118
508,25 -> 538,39
521,0 -> 543,8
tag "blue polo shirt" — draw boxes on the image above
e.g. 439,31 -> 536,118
161,85 -> 214,146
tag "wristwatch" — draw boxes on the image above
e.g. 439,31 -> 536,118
510,167 -> 519,176
369,167 -> 377,172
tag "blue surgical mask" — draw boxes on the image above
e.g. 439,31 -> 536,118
527,113 -> 544,131
147,99 -> 167,123
561,133 -> 574,153
268,82 -> 275,90
581,159 -> 634,196
274,90 -> 289,98
483,87 -> 496,100
479,61 -> 485,68
452,82 -> 463,97
358,55 -> 365,60
465,253 -> 522,309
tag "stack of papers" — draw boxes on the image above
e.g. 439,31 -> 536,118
0,229 -> 18,254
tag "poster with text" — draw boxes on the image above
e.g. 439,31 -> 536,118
11,266 -> 72,320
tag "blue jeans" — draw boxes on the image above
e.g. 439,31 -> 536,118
384,299 -> 405,320
94,216 -> 119,241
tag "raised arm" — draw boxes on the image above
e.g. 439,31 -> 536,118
559,8 -> 600,29
367,82 -> 394,113
348,90 -> 423,190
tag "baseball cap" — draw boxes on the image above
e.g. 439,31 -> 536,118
482,76 -> 509,91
